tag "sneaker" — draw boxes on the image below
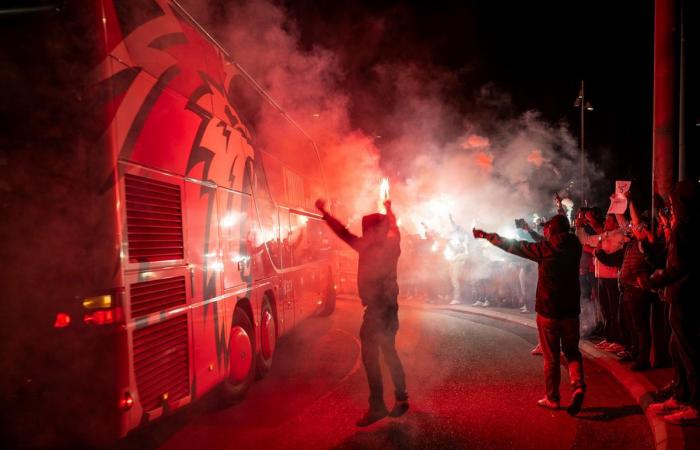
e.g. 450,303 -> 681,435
649,397 -> 686,416
594,340 -> 611,349
531,344 -> 543,356
388,400 -> 409,418
449,299 -> 462,305
472,301 -> 484,306
481,300 -> 490,307
520,305 -> 529,313
605,343 -> 624,353
664,406 -> 700,425
537,397 -> 560,410
567,388 -> 585,415
356,407 -> 389,427
616,351 -> 634,362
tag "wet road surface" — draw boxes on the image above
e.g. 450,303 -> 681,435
118,298 -> 654,450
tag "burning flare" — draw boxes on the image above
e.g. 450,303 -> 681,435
379,177 -> 390,213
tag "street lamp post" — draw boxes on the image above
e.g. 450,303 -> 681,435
574,80 -> 593,204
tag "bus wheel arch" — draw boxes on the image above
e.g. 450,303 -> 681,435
221,302 -> 255,403
256,292 -> 277,379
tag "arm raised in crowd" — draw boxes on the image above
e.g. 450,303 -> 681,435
315,198 -> 361,251
515,218 -> 544,242
385,200 -> 400,238
473,228 -> 553,263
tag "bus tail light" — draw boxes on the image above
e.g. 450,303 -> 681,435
53,312 -> 71,328
120,392 -> 134,411
83,307 -> 123,326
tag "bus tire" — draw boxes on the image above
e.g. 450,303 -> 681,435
255,297 -> 276,379
317,267 -> 336,317
221,307 -> 255,403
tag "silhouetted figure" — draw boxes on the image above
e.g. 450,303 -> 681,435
474,214 -> 586,415
316,198 -> 408,427
643,181 -> 700,425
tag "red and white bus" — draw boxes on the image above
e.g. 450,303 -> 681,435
0,0 -> 336,446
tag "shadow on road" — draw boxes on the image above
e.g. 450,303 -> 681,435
575,404 -> 644,422
331,411 -> 470,450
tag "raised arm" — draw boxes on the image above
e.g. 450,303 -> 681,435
473,228 -> 552,262
315,199 -> 361,251
385,200 -> 399,238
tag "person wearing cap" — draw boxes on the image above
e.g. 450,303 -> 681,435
315,198 -> 408,427
473,214 -> 585,415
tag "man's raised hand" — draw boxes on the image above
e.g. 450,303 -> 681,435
315,198 -> 327,214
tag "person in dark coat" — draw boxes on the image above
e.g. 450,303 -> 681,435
642,181 -> 700,425
315,198 -> 408,426
474,214 -> 586,415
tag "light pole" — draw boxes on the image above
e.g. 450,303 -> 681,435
574,80 -> 593,204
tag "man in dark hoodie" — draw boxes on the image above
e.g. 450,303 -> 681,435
474,214 -> 585,414
316,198 -> 408,427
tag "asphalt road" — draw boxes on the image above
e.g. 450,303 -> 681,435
119,298 -> 654,450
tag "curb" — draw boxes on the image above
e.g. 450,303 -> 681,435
432,304 -> 685,450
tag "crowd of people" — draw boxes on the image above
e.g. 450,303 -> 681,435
318,180 -> 698,427
473,180 -> 700,425
398,217 -> 537,312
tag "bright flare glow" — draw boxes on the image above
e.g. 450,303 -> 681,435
499,226 -> 518,240
221,212 -> 240,228
378,177 -> 390,213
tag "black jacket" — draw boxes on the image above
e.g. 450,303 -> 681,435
323,212 -> 401,308
486,232 -> 582,319
651,221 -> 699,308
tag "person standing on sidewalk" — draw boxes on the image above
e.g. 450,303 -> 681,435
315,198 -> 409,427
642,181 -> 700,425
473,214 -> 585,415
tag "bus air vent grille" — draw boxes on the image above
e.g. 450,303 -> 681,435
125,174 -> 184,263
133,314 -> 190,411
130,276 -> 186,318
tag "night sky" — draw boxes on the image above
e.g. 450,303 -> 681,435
195,0 -> 696,207
285,0 -> 657,198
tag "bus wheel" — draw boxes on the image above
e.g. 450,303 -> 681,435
221,307 -> 255,403
256,297 -> 276,379
317,267 -> 336,317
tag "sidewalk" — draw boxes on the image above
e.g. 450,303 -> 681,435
402,299 -> 697,450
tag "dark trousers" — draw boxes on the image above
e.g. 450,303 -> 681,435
669,304 -> 700,409
651,299 -> 671,367
597,278 -> 622,343
360,305 -> 408,411
537,314 -> 585,402
621,287 -> 654,365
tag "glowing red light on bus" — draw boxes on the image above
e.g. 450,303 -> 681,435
120,392 -> 134,411
53,313 -> 71,328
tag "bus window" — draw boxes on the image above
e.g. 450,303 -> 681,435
306,217 -> 333,262
288,213 -> 309,266
217,188 -> 252,289
252,157 -> 281,270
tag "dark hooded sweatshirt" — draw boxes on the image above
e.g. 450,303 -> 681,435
485,232 -> 583,319
650,181 -> 700,308
322,212 -> 401,308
